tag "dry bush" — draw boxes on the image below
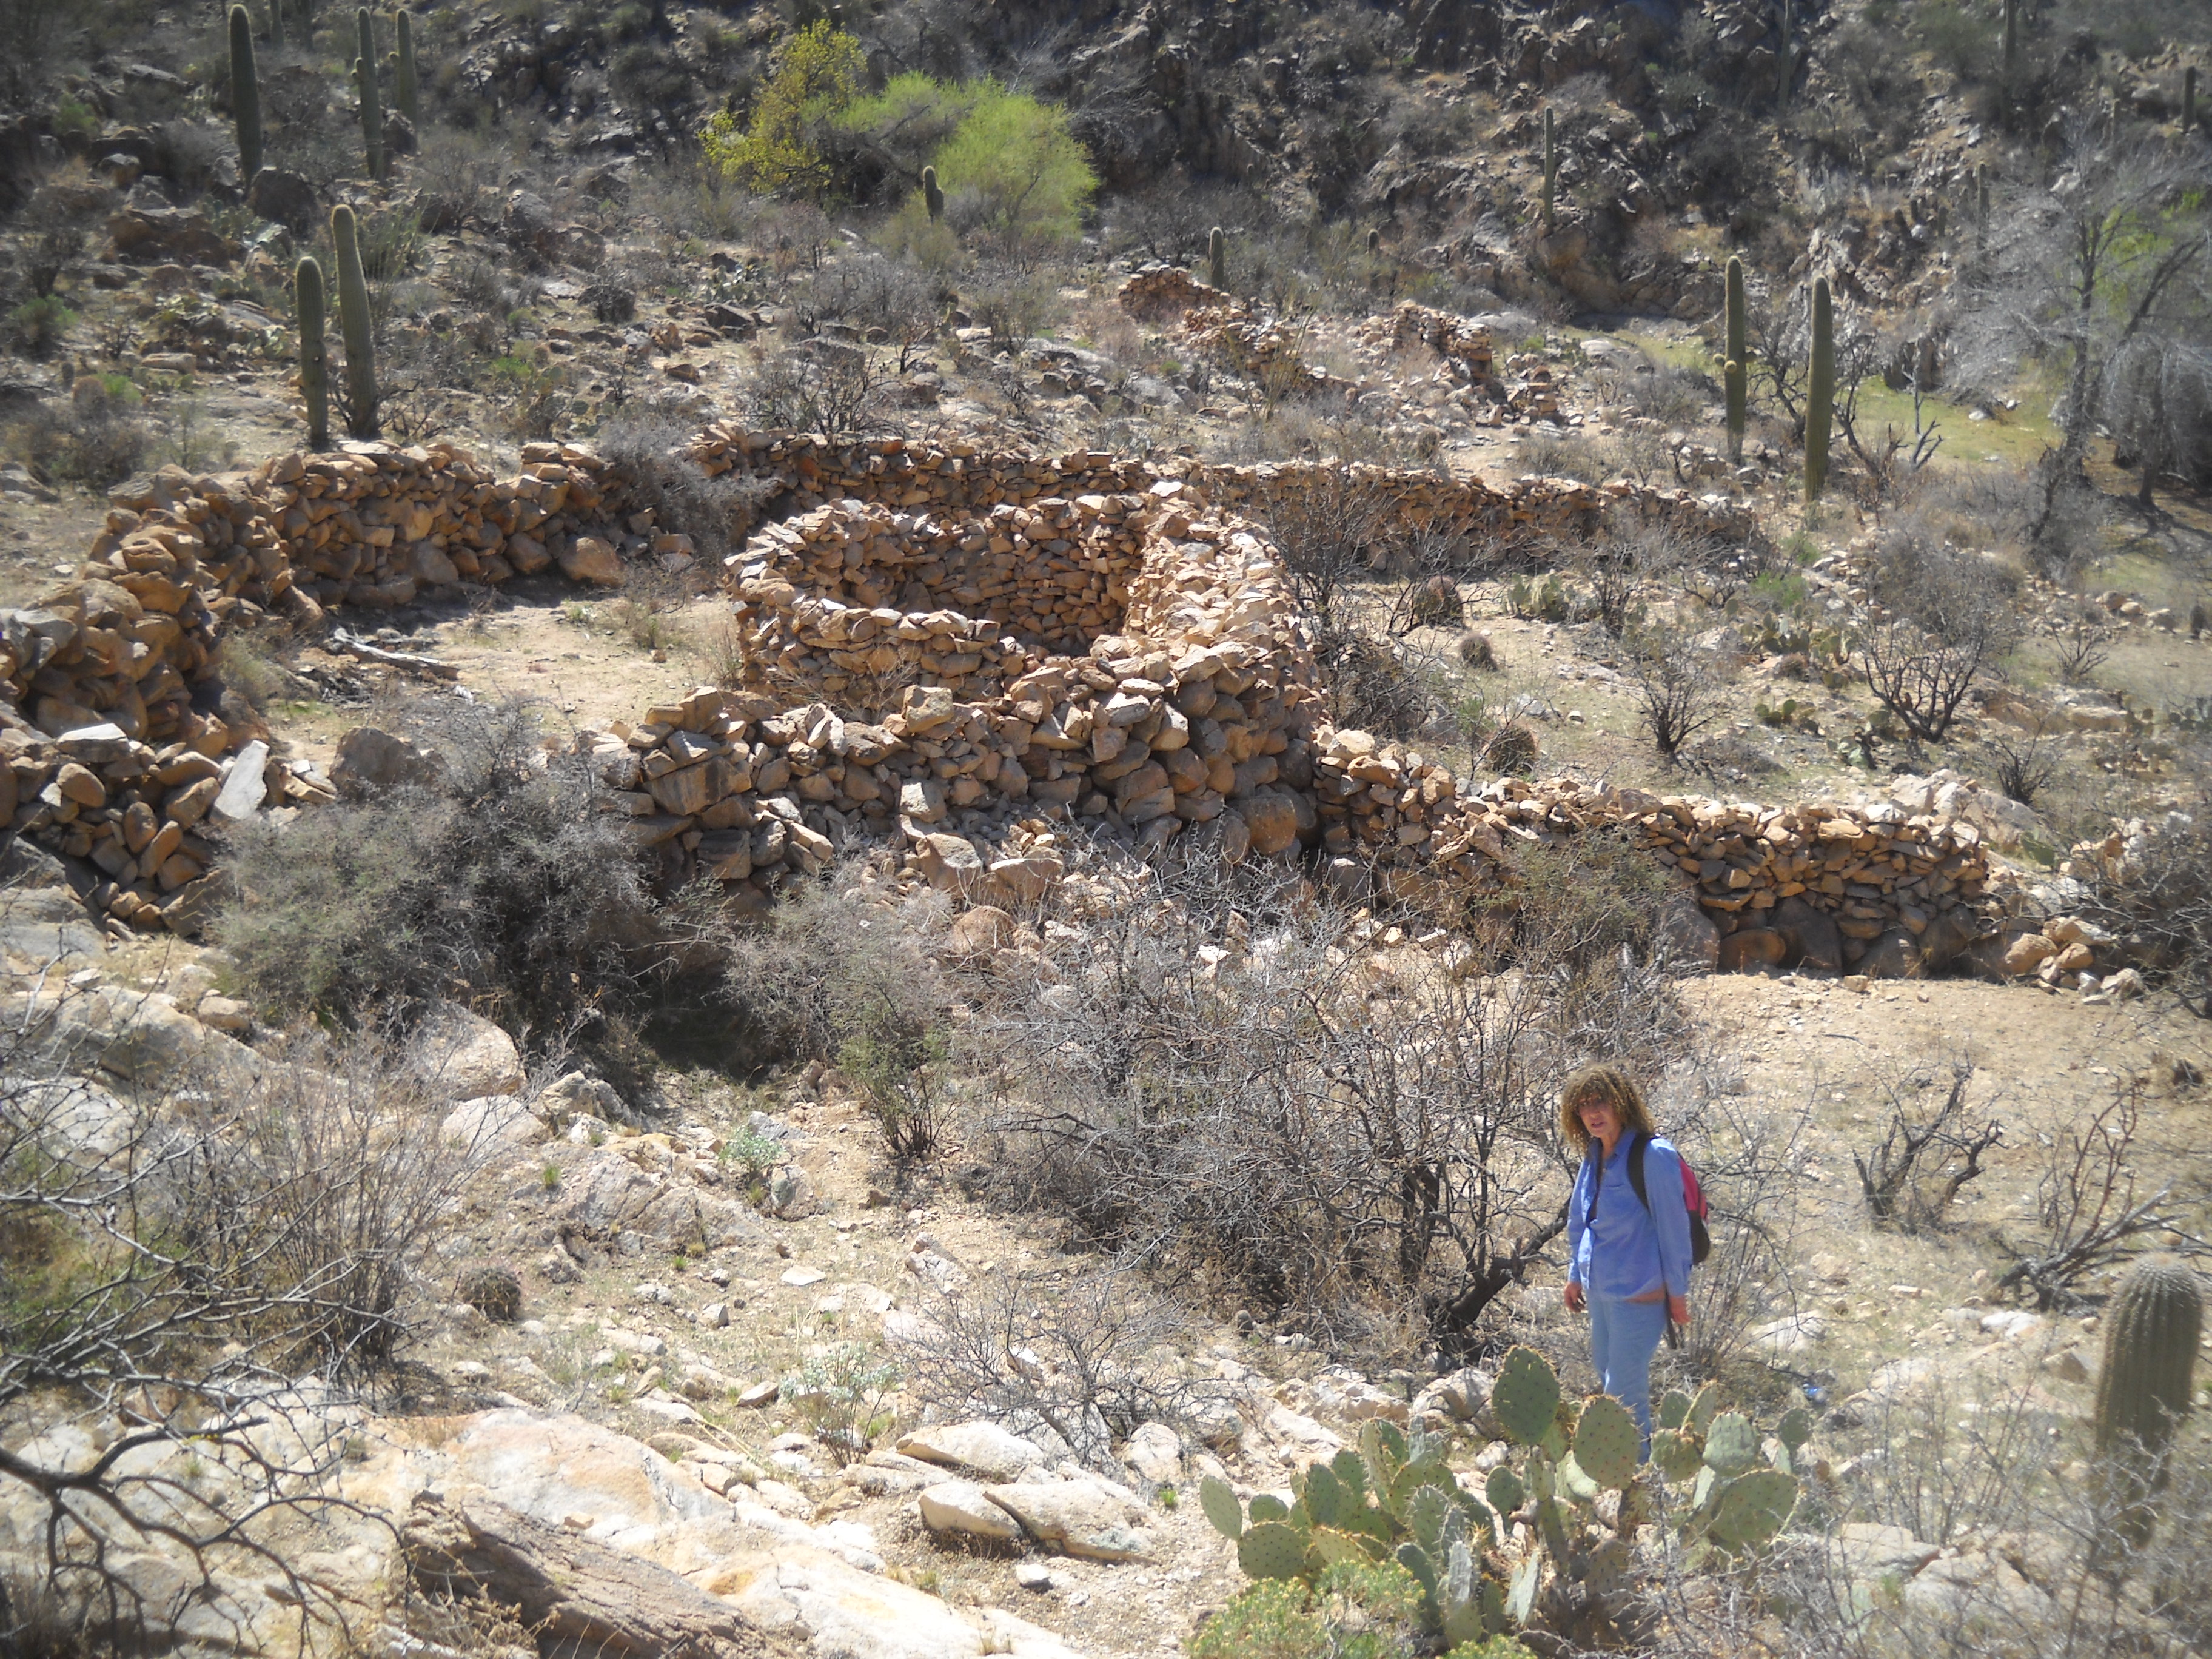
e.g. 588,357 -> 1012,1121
595,415 -> 779,562
740,341 -> 886,435
0,1016 -> 484,1649
1852,1057 -> 2003,1233
970,858 -> 1688,1361
892,1269 -> 1228,1474
210,699 -> 659,1034
1858,527 -> 2019,743
1621,625 -> 1728,759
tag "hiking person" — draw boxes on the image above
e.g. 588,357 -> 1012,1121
1561,1064 -> 1696,1456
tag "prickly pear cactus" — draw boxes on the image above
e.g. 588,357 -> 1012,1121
1701,1412 -> 1758,1478
1199,1474 -> 1242,1540
1705,1468 -> 1798,1553
1486,1465 -> 1524,1520
1492,1346 -> 1561,1447
1573,1395 -> 1640,1492
1239,1520 -> 1310,1580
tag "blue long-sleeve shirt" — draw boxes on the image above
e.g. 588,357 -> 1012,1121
1567,1133 -> 1693,1302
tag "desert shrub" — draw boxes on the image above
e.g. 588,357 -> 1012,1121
740,342 -> 885,434
4,383 -> 149,488
1858,529 -> 2019,743
779,1341 -> 900,1463
2078,800 -> 2212,1016
210,699 -> 659,1033
720,877 -> 951,1154
699,19 -> 863,196
1191,1563 -> 1461,1659
7,295 -> 74,357
972,860 -> 1684,1358
1851,1057 -> 2003,1233
595,416 -> 777,561
1621,625 -> 1727,758
893,1269 -> 1222,1471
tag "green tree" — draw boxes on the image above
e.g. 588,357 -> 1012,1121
699,19 -> 863,196
927,81 -> 1096,252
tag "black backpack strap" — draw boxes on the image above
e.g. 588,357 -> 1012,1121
1626,1132 -> 1652,1215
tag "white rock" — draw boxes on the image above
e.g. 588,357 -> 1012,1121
897,1421 -> 1049,1483
417,1002 -> 525,1098
985,1478 -> 1155,1561
1119,1421 -> 1182,1486
920,1479 -> 1025,1543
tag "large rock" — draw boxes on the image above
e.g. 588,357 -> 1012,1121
0,885 -> 104,972
561,535 -> 626,585
1119,1422 -> 1182,1486
918,1480 -> 1024,1543
107,205 -> 235,264
896,1422 -> 1048,1484
1236,789 -> 1303,857
1772,896 -> 1842,976
331,725 -> 444,798
244,166 -> 317,232
1656,890 -> 1720,972
984,1478 -> 1155,1561
416,1002 -> 525,1098
207,739 -> 271,823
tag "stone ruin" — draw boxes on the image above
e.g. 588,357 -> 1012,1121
0,414 -> 2068,981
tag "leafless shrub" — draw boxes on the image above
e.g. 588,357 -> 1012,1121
740,342 -> 886,435
1248,472 -> 1399,622
970,859 -> 1687,1361
892,1269 -> 1225,1474
0,1013 -> 484,1651
1980,717 -> 2062,808
595,415 -> 779,561
1621,625 -> 1727,759
1852,1057 -> 2002,1232
1859,529 -> 2019,743
2050,618 -> 2111,686
1996,1089 -> 2206,1310
2076,792 -> 2212,1016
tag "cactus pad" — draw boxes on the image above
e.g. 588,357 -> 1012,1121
1395,1540 -> 1438,1600
1199,1475 -> 1242,1540
1493,1346 -> 1561,1446
1688,1382 -> 1721,1435
1506,1549 -> 1542,1626
1453,1489 -> 1499,1548
1309,1524 -> 1379,1567
1406,1484 -> 1450,1552
1359,1418 -> 1404,1493
1301,1463 -> 1348,1529
1239,1520 -> 1312,1580
1703,1412 -> 1758,1478
1584,1535 -> 1633,1597
1706,1468 -> 1798,1553
1557,1452 -> 1600,1503
1658,1389 -> 1692,1432
1486,1466 -> 1525,1520
1330,1448 -> 1368,1498
1574,1395 -> 1641,1491
1652,1429 -> 1702,1483
1250,1493 -> 1291,1524
1390,1460 -> 1456,1521
1777,1406 -> 1812,1453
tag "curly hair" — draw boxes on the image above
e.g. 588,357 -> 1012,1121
1558,1063 -> 1658,1156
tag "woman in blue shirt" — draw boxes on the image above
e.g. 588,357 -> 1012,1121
1561,1064 -> 1692,1456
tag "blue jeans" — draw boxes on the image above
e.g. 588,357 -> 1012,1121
1589,1295 -> 1670,1457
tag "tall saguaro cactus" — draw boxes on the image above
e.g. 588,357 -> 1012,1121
296,256 -> 329,449
2187,66 -> 2199,136
355,8 -> 384,180
394,8 -> 419,126
330,205 -> 379,439
1805,276 -> 1833,503
1723,256 -> 1748,465
922,164 -> 943,222
269,0 -> 284,51
2096,1256 -> 2202,1548
2001,0 -> 2019,90
1541,107 -> 1557,230
230,5 -> 263,183
1208,224 -> 1226,290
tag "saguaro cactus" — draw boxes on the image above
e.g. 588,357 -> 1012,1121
356,8 -> 384,180
1776,0 -> 1792,109
1723,255 -> 1748,464
922,164 -> 943,222
269,0 -> 284,51
1208,224 -> 1226,290
330,205 -> 379,439
2187,66 -> 2198,136
230,6 -> 263,182
1541,107 -> 1557,229
2096,1256 -> 2202,1547
394,8 -> 419,126
1805,276 -> 1833,503
296,255 -> 329,449
2001,0 -> 2019,87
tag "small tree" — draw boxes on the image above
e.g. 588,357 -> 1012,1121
928,81 -> 1096,255
1621,624 -> 1725,759
699,20 -> 863,196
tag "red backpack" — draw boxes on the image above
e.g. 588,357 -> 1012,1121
1594,1131 -> 1712,1265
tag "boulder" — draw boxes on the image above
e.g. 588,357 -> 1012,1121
1655,889 -> 1720,973
2002,933 -> 2058,975
244,167 -> 316,232
1858,928 -> 1920,980
896,1422 -> 1048,1484
945,907 -> 1016,960
1119,1422 -> 1182,1486
207,739 -> 271,823
444,1093 -> 551,1153
561,535 -> 626,586
417,1002 -> 525,1098
1771,896 -> 1842,976
331,725 -> 444,797
918,1480 -> 1024,1543
984,1478 -> 1155,1561
107,205 -> 235,264
1717,927 -> 1786,973
1237,789 -> 1303,856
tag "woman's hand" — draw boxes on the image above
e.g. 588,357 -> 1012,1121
1565,1282 -> 1586,1313
1667,1293 -> 1691,1326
